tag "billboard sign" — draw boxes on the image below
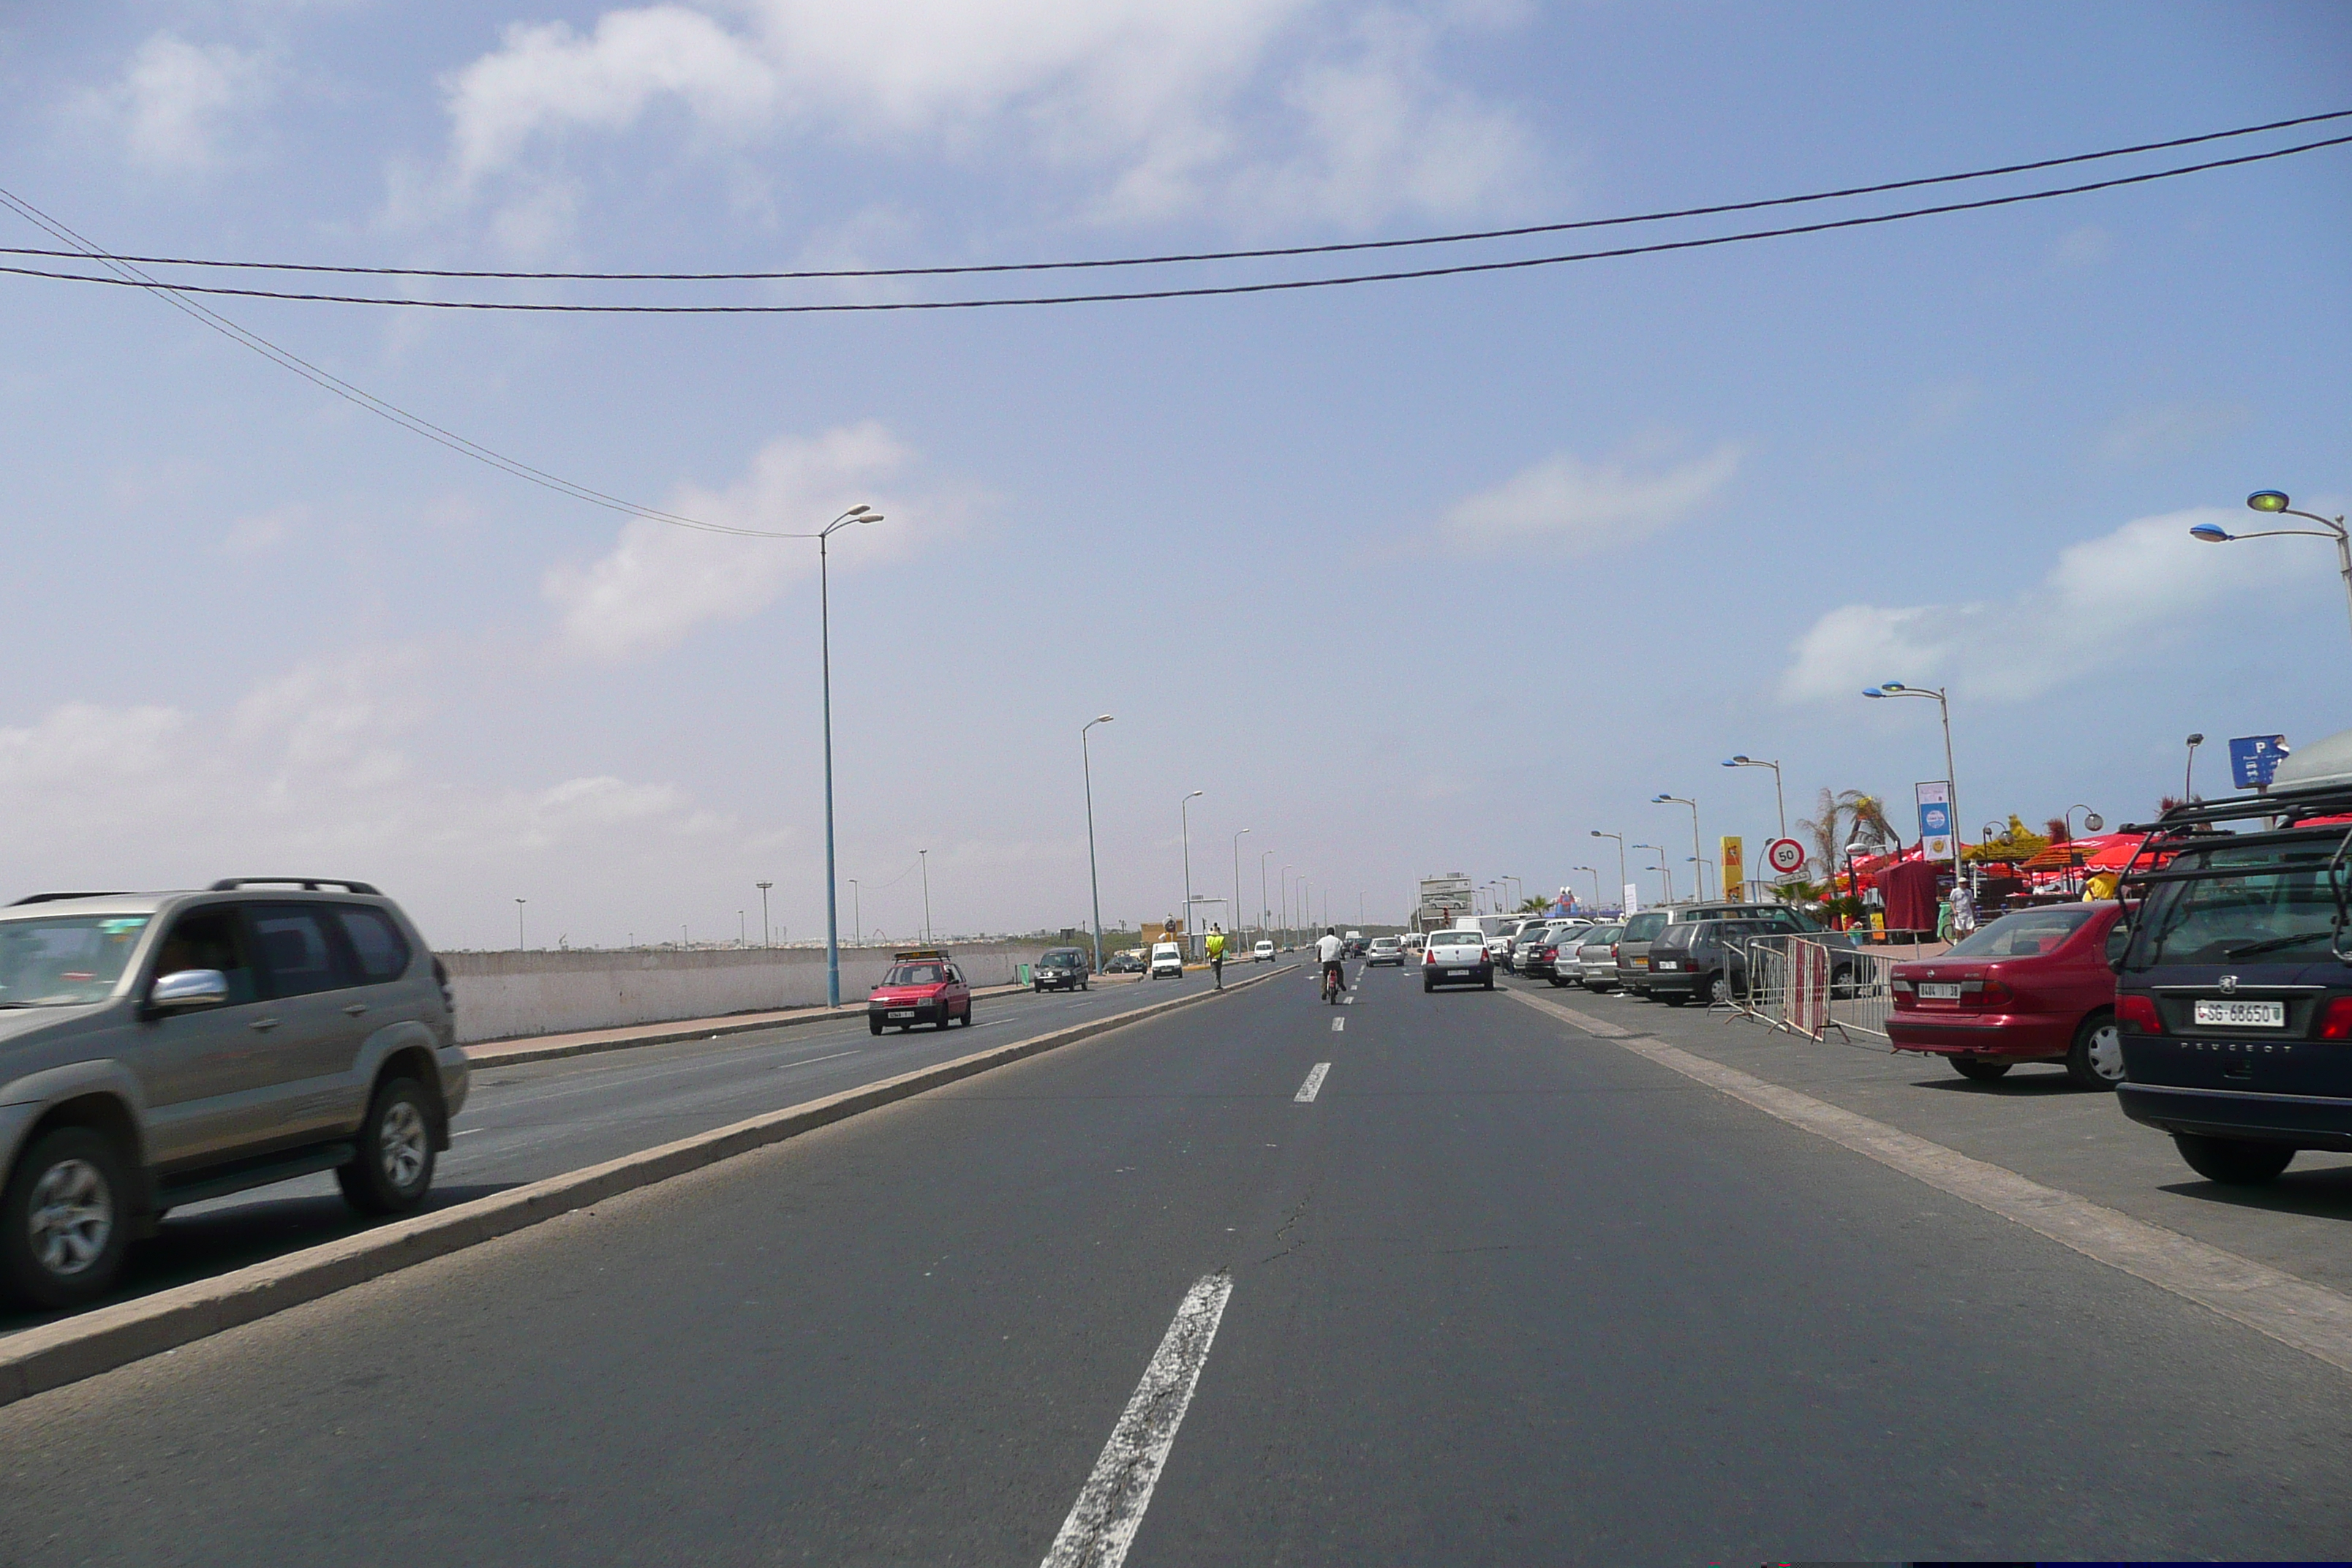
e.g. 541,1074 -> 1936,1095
1719,836 -> 1744,900
1915,781 -> 1953,860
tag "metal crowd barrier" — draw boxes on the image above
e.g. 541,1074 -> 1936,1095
1726,935 -> 1829,1039
1825,951 -> 1901,1040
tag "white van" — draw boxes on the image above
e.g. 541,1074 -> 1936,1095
1149,941 -> 1185,979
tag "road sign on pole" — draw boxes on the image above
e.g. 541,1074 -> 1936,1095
2228,735 -> 2290,791
1765,837 -> 1806,876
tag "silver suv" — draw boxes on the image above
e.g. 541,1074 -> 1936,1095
0,880 -> 467,1308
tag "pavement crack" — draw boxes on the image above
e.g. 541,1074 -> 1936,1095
1259,1187 -> 1315,1264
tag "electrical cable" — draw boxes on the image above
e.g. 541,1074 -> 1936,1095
0,187 -> 783,536
5,132 -> 2345,314
4,107 -> 2343,282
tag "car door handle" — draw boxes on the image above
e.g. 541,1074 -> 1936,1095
343,1003 -> 369,1016
249,1017 -> 280,1032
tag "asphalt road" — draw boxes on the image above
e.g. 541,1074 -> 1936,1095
0,968 -> 1248,1338
4,959 -> 2349,1563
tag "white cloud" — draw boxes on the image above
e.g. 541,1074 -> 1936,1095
543,422 -> 915,660
1441,441 -> 1741,552
86,33 -> 275,173
1777,508 -> 2311,704
432,0 -> 1531,237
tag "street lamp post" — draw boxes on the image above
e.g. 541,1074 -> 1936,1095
2190,491 -> 2352,649
1634,844 -> 1672,905
1229,827 -> 1250,957
1259,849 -> 1273,944
1652,794 -> 1703,900
738,911 -> 746,948
755,881 -> 772,948
1571,864 -> 1602,911
1863,682 -> 1959,879
1282,866 -> 1294,949
919,848 -> 931,945
514,897 -> 525,953
2184,733 -> 2205,802
1590,830 -> 1627,907
1081,715 -> 1115,971
1179,791 -> 1204,959
848,879 -> 860,949
780,504 -> 881,1009
1723,755 -> 1788,840
2062,803 -> 2104,840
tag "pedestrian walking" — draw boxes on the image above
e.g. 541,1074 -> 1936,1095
1207,924 -> 1227,990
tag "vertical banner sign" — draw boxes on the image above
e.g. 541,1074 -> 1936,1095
1915,781 -> 1953,860
1624,883 -> 1642,917
1719,836 -> 1744,901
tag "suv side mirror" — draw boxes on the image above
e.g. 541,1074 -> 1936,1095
149,968 -> 229,1011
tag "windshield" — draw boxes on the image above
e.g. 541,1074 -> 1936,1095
1622,912 -> 1668,941
883,963 -> 946,987
1371,937 -> 1398,948
1433,931 -> 1482,947
1041,950 -> 1085,964
2126,840 -> 2343,969
1583,927 -> 1623,946
0,915 -> 152,1008
1943,904 -> 2097,960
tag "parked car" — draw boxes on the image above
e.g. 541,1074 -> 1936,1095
1520,921 -> 1588,985
1149,941 -> 1186,979
1617,902 -> 1821,995
1365,935 -> 1405,967
1501,918 -> 1553,973
1575,924 -> 1626,990
1888,902 -> 2128,1086
2114,758 -> 2352,1186
1031,946 -> 1092,992
868,951 -> 974,1033
0,879 -> 466,1308
1423,928 -> 1496,992
1645,919 -> 1778,1006
1252,940 -> 1276,963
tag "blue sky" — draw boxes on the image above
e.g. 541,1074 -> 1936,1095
3,1 -> 2347,947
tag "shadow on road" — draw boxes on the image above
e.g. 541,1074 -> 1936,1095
2158,1164 -> 2352,1224
0,1180 -> 519,1338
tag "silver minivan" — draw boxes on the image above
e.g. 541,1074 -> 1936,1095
0,880 -> 468,1308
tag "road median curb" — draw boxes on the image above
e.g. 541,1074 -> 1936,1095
0,964 -> 1296,1409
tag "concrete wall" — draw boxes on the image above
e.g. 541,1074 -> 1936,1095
440,943 -> 1043,1044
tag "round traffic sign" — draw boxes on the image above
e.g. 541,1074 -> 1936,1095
1765,837 -> 1807,875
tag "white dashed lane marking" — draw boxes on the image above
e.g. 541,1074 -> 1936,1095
1294,1063 -> 1331,1102
1330,1017 -> 1345,1033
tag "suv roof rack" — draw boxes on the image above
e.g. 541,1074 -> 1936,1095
207,878 -> 383,895
2122,778 -> 2352,837
10,892 -> 135,906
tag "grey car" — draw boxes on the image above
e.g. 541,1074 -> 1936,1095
0,880 -> 468,1308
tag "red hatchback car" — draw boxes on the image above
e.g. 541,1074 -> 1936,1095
865,951 -> 974,1036
1889,901 -> 2132,1088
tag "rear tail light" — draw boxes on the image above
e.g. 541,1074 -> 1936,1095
2317,998 -> 2352,1041
2117,994 -> 2161,1034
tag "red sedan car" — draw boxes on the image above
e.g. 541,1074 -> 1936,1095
1889,901 -> 2131,1088
866,951 -> 974,1035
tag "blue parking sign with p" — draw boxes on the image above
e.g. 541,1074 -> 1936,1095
2229,735 -> 2288,789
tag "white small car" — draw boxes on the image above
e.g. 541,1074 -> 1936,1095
1252,940 -> 1275,962
1149,941 -> 1185,979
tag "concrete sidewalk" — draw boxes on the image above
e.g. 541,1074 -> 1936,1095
463,976 -> 1143,1068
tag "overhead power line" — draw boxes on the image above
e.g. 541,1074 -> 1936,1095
0,187 -> 783,536
1,108 -> 2342,284
5,132 -> 2346,314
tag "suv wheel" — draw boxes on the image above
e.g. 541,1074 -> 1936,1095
2064,1011 -> 2125,1090
339,1077 -> 436,1215
2173,1133 -> 2296,1186
1950,1057 -> 2011,1082
1,1126 -> 133,1308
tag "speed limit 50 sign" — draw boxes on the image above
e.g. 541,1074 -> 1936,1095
1765,837 -> 1807,876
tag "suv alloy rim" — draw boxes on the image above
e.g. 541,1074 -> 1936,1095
379,1101 -> 429,1188
28,1158 -> 113,1277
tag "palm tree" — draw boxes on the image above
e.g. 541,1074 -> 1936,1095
1516,895 -> 1552,914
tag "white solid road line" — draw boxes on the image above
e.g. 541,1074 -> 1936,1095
1330,1017 -> 1345,1033
1294,1063 -> 1332,1103
1040,1273 -> 1235,1568
1504,987 -> 2352,1378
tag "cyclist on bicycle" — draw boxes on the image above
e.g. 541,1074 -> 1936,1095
1316,927 -> 1344,1000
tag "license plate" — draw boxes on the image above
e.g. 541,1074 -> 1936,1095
886,1009 -> 915,1019
2195,1000 -> 2285,1028
1632,957 -> 1648,968
1918,982 -> 1962,1000
1447,968 -> 1469,977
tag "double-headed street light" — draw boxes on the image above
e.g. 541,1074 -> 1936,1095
1651,794 -> 1703,899
1632,843 -> 1672,904
1722,755 -> 1787,841
2192,491 -> 2352,649
1863,681 -> 1959,877
1080,716 -> 1115,970
1571,864 -> 1602,911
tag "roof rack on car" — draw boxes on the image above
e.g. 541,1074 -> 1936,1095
9,892 -> 134,906
207,878 -> 383,894
2121,778 -> 2352,837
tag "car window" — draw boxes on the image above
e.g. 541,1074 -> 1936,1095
1943,904 -> 2096,960
886,963 -> 945,986
0,913 -> 156,1009
333,906 -> 412,984
2103,916 -> 2132,968
247,905 -> 350,998
1622,912 -> 1667,941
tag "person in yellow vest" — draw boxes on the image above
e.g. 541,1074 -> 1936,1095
1206,924 -> 1227,989
2084,868 -> 2120,901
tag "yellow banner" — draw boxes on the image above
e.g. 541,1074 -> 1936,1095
1719,835 -> 1744,900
